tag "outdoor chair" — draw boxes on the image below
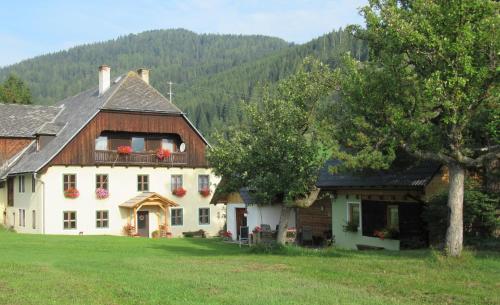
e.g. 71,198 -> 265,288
301,226 -> 313,246
239,226 -> 249,247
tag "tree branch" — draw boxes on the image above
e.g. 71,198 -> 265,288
401,144 -> 454,164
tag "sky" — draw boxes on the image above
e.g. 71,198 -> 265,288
0,0 -> 367,67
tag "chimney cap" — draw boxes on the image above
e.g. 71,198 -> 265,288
99,64 -> 110,70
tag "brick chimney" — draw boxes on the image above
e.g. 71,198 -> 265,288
137,68 -> 150,84
98,65 -> 111,95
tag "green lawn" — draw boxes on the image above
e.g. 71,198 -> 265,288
0,228 -> 498,305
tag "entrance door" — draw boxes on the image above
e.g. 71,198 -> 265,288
137,211 -> 149,237
235,208 -> 247,240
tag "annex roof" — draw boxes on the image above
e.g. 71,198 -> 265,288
316,158 -> 441,189
0,104 -> 61,138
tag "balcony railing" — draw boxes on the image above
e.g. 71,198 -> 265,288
95,150 -> 188,166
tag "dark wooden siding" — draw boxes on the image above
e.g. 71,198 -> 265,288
0,137 -> 32,164
48,111 -> 208,168
296,197 -> 332,236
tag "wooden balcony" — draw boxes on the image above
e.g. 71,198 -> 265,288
95,150 -> 188,166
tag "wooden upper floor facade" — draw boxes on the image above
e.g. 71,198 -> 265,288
47,110 -> 208,169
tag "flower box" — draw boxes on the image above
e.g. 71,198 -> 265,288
156,148 -> 171,160
373,228 -> 399,240
172,187 -> 187,197
117,145 -> 132,155
95,187 -> 109,199
199,187 -> 211,197
64,187 -> 80,199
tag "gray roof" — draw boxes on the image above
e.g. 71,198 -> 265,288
102,72 -> 182,113
316,158 -> 441,189
36,122 -> 67,135
5,71 -> 196,176
0,104 -> 61,137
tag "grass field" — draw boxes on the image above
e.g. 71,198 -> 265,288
0,227 -> 498,305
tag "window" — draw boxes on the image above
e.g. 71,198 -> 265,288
63,174 -> 76,191
171,209 -> 183,226
18,209 -> 25,227
131,137 -> 145,152
31,175 -> 36,192
171,175 -> 183,191
137,175 -> 149,192
96,174 -> 108,190
198,175 -> 209,191
96,210 -> 109,228
32,210 -> 36,229
348,203 -> 360,228
199,208 -> 210,225
162,139 -> 175,152
63,211 -> 76,230
18,176 -> 25,193
387,205 -> 399,230
95,136 -> 108,150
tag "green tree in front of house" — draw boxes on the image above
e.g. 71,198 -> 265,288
207,58 -> 336,244
332,0 -> 499,257
0,74 -> 32,104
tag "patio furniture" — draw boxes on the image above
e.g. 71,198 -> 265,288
239,226 -> 249,247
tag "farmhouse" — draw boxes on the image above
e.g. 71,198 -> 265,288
0,66 -> 225,237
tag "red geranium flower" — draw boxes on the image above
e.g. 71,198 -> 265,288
172,187 -> 187,197
117,146 -> 132,154
156,148 -> 171,160
64,187 -> 80,199
199,187 -> 211,197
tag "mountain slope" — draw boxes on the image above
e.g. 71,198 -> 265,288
0,28 -> 367,136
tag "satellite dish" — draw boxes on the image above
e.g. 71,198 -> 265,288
179,143 -> 186,152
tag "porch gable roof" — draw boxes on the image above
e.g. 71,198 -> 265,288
120,192 -> 179,209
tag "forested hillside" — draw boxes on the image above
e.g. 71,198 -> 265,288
0,28 -> 367,136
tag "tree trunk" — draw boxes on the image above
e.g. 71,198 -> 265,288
276,205 -> 292,245
445,163 -> 465,257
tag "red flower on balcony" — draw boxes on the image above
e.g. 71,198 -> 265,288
64,187 -> 80,199
172,187 -> 187,197
117,146 -> 132,155
156,148 -> 171,160
199,187 -> 211,197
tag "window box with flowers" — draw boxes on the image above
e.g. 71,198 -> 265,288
342,220 -> 359,233
172,187 -> 187,197
199,187 -> 211,197
95,187 -> 109,199
373,228 -> 400,240
117,145 -> 132,155
156,148 -> 171,160
64,187 -> 79,199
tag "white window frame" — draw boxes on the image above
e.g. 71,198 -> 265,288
198,175 -> 210,191
31,175 -> 36,193
171,208 -> 183,226
32,210 -> 36,229
18,176 -> 25,193
96,210 -> 109,229
18,209 -> 25,227
346,202 -> 361,231
198,207 -> 210,225
63,211 -> 77,230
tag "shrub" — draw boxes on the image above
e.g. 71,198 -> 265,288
423,180 -> 499,246
342,221 -> 358,232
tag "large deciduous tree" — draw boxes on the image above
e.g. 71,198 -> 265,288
0,74 -> 32,104
208,59 -> 335,244
333,0 -> 498,256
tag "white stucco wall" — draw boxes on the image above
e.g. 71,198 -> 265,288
226,203 -> 245,240
5,174 -> 43,233
226,203 -> 296,241
10,166 -> 225,237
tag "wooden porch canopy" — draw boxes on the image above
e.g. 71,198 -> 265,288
120,192 -> 179,229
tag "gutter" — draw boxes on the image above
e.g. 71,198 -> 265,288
35,173 -> 46,234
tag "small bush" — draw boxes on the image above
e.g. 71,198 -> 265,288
423,180 -> 499,247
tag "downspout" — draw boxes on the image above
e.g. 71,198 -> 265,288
36,173 -> 46,234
